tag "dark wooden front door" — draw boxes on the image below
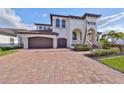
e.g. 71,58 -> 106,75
57,38 -> 67,48
28,37 -> 53,49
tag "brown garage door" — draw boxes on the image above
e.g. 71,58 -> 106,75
28,37 -> 53,49
57,38 -> 67,48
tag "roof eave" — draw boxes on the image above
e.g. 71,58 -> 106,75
82,13 -> 101,19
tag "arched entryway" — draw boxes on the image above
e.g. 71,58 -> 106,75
72,28 -> 82,44
57,38 -> 67,48
88,28 -> 95,42
28,37 -> 53,49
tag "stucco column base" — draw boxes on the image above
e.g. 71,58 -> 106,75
24,37 -> 28,49
53,38 -> 57,48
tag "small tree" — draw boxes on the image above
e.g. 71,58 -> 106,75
108,31 -> 116,44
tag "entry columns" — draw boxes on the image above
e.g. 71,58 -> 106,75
24,37 -> 28,49
53,37 -> 57,48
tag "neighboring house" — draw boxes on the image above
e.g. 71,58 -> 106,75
18,13 -> 101,49
0,28 -> 26,47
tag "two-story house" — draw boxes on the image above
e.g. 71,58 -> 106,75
18,13 -> 101,49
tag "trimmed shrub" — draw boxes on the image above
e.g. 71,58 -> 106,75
111,44 -> 124,52
102,44 -> 111,49
90,47 -> 120,57
0,47 -> 12,51
117,45 -> 123,51
0,46 -> 22,51
110,47 -> 120,54
74,44 -> 92,51
102,44 -> 124,51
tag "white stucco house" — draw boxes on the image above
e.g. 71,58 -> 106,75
17,13 -> 101,49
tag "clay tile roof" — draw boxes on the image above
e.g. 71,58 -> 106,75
50,14 -> 68,18
97,32 -> 102,35
68,15 -> 82,19
34,23 -> 51,26
18,30 -> 58,35
50,14 -> 82,19
83,13 -> 101,18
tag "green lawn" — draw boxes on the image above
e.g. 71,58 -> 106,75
0,50 -> 17,56
99,56 -> 124,73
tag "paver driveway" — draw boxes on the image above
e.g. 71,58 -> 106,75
0,49 -> 124,84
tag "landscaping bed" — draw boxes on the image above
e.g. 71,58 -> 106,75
83,30 -> 124,73
84,47 -> 124,73
86,47 -> 122,58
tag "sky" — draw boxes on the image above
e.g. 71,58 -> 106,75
0,8 -> 124,33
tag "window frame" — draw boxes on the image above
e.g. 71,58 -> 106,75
56,19 -> 60,27
62,19 -> 66,28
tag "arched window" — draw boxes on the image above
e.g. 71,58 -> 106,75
62,19 -> 65,28
56,19 -> 60,27
73,32 -> 77,40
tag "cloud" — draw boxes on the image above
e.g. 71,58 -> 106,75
0,8 -> 28,29
41,13 -> 48,17
98,12 -> 124,28
98,24 -> 124,34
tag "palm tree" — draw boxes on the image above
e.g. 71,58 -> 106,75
100,31 -> 124,49
114,32 -> 124,42
107,31 -> 124,44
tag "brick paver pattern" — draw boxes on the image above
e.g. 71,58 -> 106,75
0,49 -> 124,84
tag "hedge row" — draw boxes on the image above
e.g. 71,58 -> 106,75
74,44 -> 92,51
0,46 -> 22,51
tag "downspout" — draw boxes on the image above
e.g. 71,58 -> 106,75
83,20 -> 87,45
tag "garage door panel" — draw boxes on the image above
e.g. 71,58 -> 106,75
28,37 -> 53,49
57,38 -> 67,48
